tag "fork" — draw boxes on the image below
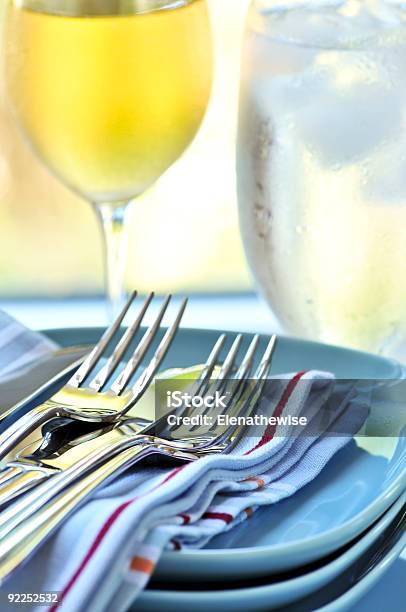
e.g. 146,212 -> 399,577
0,331 -> 227,505
0,291 -> 187,462
0,332 -> 267,506
0,335 -> 276,583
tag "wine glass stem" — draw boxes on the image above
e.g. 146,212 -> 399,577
93,201 -> 132,321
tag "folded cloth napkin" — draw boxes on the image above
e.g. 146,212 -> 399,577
0,310 -> 57,384
1,367 -> 368,612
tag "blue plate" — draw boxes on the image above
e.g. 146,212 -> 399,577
130,493 -> 406,611
45,327 -> 406,581
315,526 -> 406,611
341,548 -> 406,612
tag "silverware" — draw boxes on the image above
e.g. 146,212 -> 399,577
0,334 -> 277,583
0,291 -> 187,461
0,331 -> 227,505
0,333 -> 271,505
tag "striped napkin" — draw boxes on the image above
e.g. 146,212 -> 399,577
1,369 -> 368,612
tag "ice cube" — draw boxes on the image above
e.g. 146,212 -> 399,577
249,0 -> 406,167
252,50 -> 404,168
253,0 -> 404,48
295,79 -> 403,166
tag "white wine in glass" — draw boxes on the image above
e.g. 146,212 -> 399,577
6,0 -> 213,314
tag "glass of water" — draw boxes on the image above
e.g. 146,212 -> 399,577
238,0 -> 406,357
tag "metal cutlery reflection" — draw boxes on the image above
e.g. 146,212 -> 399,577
0,419 -> 109,506
0,291 -> 187,461
0,334 -> 277,583
0,333 -> 272,506
0,331 -> 227,505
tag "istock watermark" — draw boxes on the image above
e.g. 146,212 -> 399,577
166,390 -> 230,410
153,377 -> 406,441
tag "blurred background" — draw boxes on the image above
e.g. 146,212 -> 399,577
0,0 -> 253,299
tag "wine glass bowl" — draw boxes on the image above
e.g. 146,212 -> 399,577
5,0 -> 213,313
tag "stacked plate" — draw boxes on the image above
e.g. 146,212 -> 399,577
138,492 -> 406,611
44,327 -> 406,612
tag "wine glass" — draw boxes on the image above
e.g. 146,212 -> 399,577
5,0 -> 213,317
237,0 -> 406,359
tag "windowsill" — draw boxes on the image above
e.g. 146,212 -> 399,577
0,293 -> 282,335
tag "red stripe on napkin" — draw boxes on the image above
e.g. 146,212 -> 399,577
202,511 -> 233,524
53,462 -> 185,607
49,500 -> 133,611
245,371 -> 306,455
179,513 -> 191,525
161,465 -> 185,484
171,539 -> 182,551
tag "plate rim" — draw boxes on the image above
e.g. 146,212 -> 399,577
43,325 -> 406,378
141,493 -> 406,601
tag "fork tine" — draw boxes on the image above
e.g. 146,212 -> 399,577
166,333 -> 227,430
191,333 -> 227,398
229,334 -> 277,423
217,334 -> 243,382
197,334 -> 243,409
113,297 -> 187,399
228,334 -> 276,409
254,334 -> 277,379
110,295 -> 172,395
212,334 -> 260,409
89,292 -> 155,392
68,291 -> 137,388
179,333 -> 228,414
138,330 -> 226,436
234,334 -> 260,382
213,335 -> 278,451
184,334 -> 247,433
120,298 -> 188,404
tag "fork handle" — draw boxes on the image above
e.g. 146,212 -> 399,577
0,466 -> 49,508
0,444 -> 154,584
0,403 -> 58,462
0,429 -> 148,535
